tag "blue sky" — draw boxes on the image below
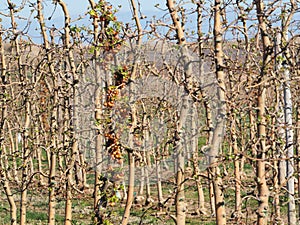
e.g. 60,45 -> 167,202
46,0 -> 162,18
0,0 -> 162,23
0,0 -> 163,41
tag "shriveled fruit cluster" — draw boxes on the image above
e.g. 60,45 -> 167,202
104,87 -> 119,108
104,132 -> 122,160
104,65 -> 131,162
103,89 -> 123,161
114,65 -> 130,87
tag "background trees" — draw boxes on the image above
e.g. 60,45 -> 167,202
0,0 -> 300,224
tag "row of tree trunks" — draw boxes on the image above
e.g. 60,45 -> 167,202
1,1 -> 300,225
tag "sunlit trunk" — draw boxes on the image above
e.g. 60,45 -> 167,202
121,152 -> 135,225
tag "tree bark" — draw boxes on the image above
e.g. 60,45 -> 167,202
232,116 -> 242,220
296,104 -> 300,224
209,0 -> 227,224
121,152 -> 135,225
165,0 -> 197,222
155,156 -> 164,208
254,0 -> 272,224
0,23 -> 17,225
2,175 -> 17,225
87,1 -> 105,224
20,101 -> 30,225
280,3 -> 296,223
37,1 -> 59,224
191,104 -> 206,215
121,1 -> 142,223
284,62 -> 296,225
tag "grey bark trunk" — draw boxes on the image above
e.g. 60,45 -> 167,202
283,54 -> 296,225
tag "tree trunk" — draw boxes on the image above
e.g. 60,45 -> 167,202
256,86 -> 269,225
280,4 -> 297,222
209,174 -> 216,216
254,0 -> 272,224
48,151 -> 57,225
232,117 -> 242,220
36,2 -> 59,223
145,151 -> 152,204
174,95 -> 190,225
0,23 -> 17,225
275,32 -> 286,222
155,157 -> 164,208
93,71 -> 103,224
87,1 -> 105,223
20,86 -> 31,225
283,49 -> 296,225
2,174 -> 17,225
65,182 -> 72,225
209,0 -> 227,224
175,151 -> 186,225
296,104 -> 300,224
121,152 -> 135,225
7,1 -> 29,223
121,1 -> 142,222
57,2 -> 81,223
191,104 -> 206,215
138,166 -> 144,196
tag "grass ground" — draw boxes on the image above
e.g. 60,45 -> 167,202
0,162 -> 290,224
0,179 -> 218,224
